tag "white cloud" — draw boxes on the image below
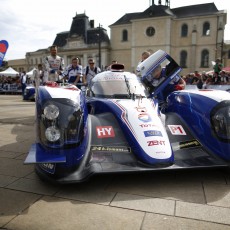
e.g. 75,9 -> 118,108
1,0 -> 229,60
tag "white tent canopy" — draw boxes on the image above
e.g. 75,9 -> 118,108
26,68 -> 36,81
26,68 -> 36,76
0,67 -> 19,77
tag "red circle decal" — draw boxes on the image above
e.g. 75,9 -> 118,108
0,43 -> 7,53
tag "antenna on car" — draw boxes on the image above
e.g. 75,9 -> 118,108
110,64 -> 125,72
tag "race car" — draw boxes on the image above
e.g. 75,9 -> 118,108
23,84 -> 35,101
24,50 -> 230,183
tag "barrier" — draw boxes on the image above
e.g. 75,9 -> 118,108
0,84 -> 22,95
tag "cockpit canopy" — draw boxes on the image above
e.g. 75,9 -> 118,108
90,71 -> 148,99
136,49 -> 182,96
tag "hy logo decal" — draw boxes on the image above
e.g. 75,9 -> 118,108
0,40 -> 9,66
96,126 -> 115,138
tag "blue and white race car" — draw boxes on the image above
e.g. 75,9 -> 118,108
23,84 -> 35,101
24,50 -> 230,183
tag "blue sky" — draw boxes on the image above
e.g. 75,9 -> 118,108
1,0 -> 229,60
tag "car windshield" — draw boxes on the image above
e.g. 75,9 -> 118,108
91,77 -> 148,99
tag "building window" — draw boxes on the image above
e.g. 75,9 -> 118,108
228,50 -> 230,59
30,59 -> 33,65
122,29 -> 128,41
203,22 -> 210,36
181,24 -> 188,37
146,27 -> 155,37
201,49 -> 209,67
180,50 -> 187,68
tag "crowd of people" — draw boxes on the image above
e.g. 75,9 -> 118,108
32,45 -> 102,91
182,69 -> 230,89
1,47 -> 229,98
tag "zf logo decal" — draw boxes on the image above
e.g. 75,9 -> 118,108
147,140 -> 165,146
96,126 -> 115,138
168,125 -> 186,135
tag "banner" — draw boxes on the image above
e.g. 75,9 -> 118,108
0,40 -> 9,66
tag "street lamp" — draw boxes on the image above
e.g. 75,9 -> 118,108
97,24 -> 102,69
220,38 -> 224,64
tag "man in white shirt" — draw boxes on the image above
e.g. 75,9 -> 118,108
83,58 -> 101,87
43,45 -> 64,83
20,71 -> 27,98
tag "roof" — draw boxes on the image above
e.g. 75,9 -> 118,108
171,3 -> 219,18
53,32 -> 69,47
52,14 -> 110,47
110,3 -> 220,26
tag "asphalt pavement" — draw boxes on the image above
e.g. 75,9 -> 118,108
1,95 -> 230,230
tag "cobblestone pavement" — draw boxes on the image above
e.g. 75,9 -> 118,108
1,95 -> 230,230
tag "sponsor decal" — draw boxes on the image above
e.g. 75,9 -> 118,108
39,163 -> 56,174
138,113 -> 151,122
96,126 -> 115,138
104,74 -> 124,81
144,130 -> 162,137
156,151 -> 166,154
168,125 -> 186,135
147,140 -> 166,146
0,40 -> 9,66
179,139 -> 202,149
139,123 -> 158,128
91,146 -> 130,152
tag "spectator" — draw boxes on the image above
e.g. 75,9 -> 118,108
213,72 -> 221,84
203,75 -> 213,89
136,51 -> 151,74
138,51 -> 151,64
43,45 -> 65,83
20,71 -> 27,99
82,58 -> 101,87
191,70 -> 200,85
213,58 -> 223,75
106,60 -> 118,70
33,64 -> 43,89
63,57 -> 83,89
220,70 -> 228,84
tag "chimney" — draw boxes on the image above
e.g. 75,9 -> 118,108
90,20 -> 94,28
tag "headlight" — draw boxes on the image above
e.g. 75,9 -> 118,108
45,126 -> 61,142
211,101 -> 230,142
44,104 -> 59,120
39,99 -> 84,148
